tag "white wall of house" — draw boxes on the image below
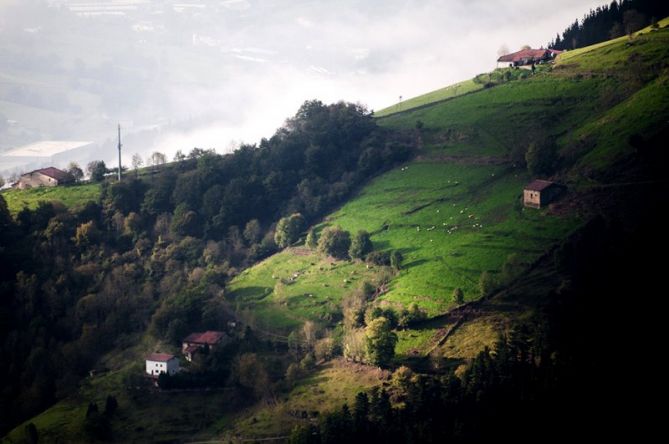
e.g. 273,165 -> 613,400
145,358 -> 179,376
497,61 -> 513,69
16,172 -> 58,189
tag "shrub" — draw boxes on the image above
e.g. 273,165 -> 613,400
317,226 -> 351,259
349,230 -> 373,259
366,250 -> 391,266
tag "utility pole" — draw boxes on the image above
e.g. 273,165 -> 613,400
117,123 -> 122,182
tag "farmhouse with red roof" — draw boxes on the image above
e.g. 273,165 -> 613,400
497,48 -> 563,69
145,353 -> 180,377
182,331 -> 228,362
14,167 -> 74,189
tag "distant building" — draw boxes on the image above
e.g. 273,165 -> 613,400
182,331 -> 227,362
14,167 -> 73,189
145,353 -> 179,377
523,179 -> 562,208
497,48 -> 563,69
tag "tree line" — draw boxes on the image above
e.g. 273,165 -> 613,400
548,0 -> 669,50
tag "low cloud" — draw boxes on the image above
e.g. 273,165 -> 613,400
0,0 -> 608,173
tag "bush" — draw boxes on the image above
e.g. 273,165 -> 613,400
305,227 -> 318,249
366,250 -> 391,266
317,226 -> 351,259
479,271 -> 497,297
349,230 -> 373,259
525,137 -> 557,176
398,303 -> 427,328
453,288 -> 464,304
390,251 -> 403,270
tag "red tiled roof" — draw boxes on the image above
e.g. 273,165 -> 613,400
147,353 -> 176,362
32,167 -> 71,181
183,331 -> 226,345
525,179 -> 555,192
497,48 -> 558,63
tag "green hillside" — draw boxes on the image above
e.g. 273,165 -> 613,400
374,79 -> 483,117
210,24 -> 669,437
4,20 -> 669,444
1,182 -> 101,214
231,162 -> 576,325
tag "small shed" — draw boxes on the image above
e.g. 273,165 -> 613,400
523,179 -> 561,208
182,331 -> 227,362
145,353 -> 179,377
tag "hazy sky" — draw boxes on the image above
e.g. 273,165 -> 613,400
159,0 -> 609,155
0,0 -> 610,167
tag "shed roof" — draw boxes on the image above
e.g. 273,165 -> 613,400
524,179 -> 555,192
147,353 -> 176,362
183,331 -> 226,345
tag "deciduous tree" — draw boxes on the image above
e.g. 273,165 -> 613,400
317,226 -> 351,259
87,160 -> 107,182
365,317 -> 397,366
275,213 -> 305,248
349,230 -> 373,259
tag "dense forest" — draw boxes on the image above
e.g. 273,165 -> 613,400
548,0 -> 669,49
0,100 -> 414,435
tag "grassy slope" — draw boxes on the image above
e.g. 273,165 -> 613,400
324,162 -> 575,314
1,182 -> 101,213
228,247 -> 383,332
217,359 -> 388,441
5,21 -> 669,443
374,79 -> 483,117
223,19 -> 669,402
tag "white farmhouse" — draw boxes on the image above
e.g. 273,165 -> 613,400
145,353 -> 179,377
14,167 -> 73,189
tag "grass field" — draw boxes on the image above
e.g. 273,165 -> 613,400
324,162 -> 577,315
1,182 -> 101,213
229,161 -> 578,343
374,79 -> 483,117
228,247 -> 384,333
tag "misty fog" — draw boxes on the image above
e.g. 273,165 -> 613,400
0,0 -> 607,176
